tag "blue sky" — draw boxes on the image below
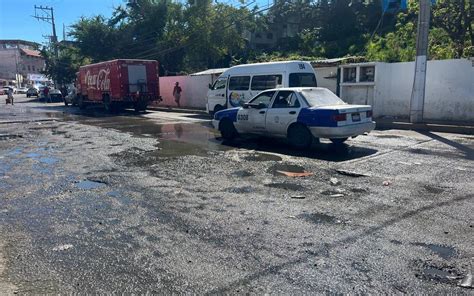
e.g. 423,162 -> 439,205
0,0 -> 125,45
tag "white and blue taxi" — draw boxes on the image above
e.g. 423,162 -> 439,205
212,87 -> 376,148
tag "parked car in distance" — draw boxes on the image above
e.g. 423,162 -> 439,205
16,87 -> 28,94
49,89 -> 63,102
213,87 -> 376,148
26,87 -> 39,98
1,86 -> 14,95
64,88 -> 77,106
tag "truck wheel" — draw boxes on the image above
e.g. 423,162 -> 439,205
78,96 -> 86,110
134,102 -> 147,112
219,119 -> 238,140
287,124 -> 312,149
330,138 -> 348,145
103,96 -> 114,113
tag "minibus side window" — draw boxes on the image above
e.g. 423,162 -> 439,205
251,75 -> 282,90
229,76 -> 250,90
289,73 -> 317,87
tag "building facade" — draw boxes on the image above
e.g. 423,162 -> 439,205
0,40 -> 47,87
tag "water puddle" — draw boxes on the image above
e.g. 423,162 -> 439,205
419,265 -> 461,283
243,152 -> 282,162
38,157 -> 58,165
232,170 -> 254,177
299,212 -> 344,224
0,134 -> 23,140
413,243 -> 456,260
423,185 -> 445,194
264,182 -> 306,191
76,180 -> 106,190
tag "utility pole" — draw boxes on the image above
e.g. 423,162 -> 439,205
33,5 -> 58,59
409,0 -> 431,123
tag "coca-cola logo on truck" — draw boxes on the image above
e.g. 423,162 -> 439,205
85,68 -> 110,91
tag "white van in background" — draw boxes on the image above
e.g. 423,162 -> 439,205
206,61 -> 317,114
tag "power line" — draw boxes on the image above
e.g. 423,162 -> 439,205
33,5 -> 59,59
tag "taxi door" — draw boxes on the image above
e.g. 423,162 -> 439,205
235,91 -> 275,134
265,91 -> 302,136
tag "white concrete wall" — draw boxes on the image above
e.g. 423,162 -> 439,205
154,75 -> 211,109
423,59 -> 474,122
341,59 -> 474,122
314,66 -> 338,93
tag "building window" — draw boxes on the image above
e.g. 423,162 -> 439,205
28,65 -> 31,71
22,66 -> 26,71
32,66 -> 36,72
267,33 -> 273,40
255,33 -> 262,39
360,66 -> 375,82
343,67 -> 356,83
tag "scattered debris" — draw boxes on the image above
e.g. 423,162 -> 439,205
53,244 -> 74,251
459,270 -> 473,288
277,170 -> 313,177
291,195 -> 306,199
330,194 -> 345,198
329,177 -> 341,186
383,180 -> 392,186
335,169 -> 369,177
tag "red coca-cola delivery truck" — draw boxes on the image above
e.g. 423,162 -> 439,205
76,59 -> 161,112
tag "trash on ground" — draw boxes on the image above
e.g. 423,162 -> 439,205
277,170 -> 313,177
335,169 -> 369,177
330,194 -> 345,198
291,195 -> 306,199
53,244 -> 74,251
383,180 -> 392,186
330,177 -> 341,186
459,270 -> 473,288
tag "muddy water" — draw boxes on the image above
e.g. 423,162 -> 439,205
35,109 -> 379,161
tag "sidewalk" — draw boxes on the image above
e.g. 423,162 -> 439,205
376,118 -> 474,135
148,105 -> 208,116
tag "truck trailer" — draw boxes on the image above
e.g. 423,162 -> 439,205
76,59 -> 161,112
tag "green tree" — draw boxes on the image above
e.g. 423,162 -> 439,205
41,44 -> 89,85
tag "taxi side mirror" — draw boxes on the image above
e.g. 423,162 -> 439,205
208,83 -> 212,89
243,103 -> 249,109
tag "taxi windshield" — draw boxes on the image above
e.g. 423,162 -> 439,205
300,88 -> 346,107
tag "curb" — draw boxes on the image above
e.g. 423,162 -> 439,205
147,106 -> 208,116
376,121 -> 474,135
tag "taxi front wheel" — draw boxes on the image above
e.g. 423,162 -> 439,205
288,124 -> 312,149
219,119 -> 238,140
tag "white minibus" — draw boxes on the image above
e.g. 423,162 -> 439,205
206,61 -> 317,114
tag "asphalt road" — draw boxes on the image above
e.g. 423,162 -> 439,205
1,95 -> 473,294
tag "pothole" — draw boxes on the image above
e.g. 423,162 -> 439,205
264,182 -> 306,191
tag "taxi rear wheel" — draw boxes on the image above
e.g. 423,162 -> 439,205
288,124 -> 312,149
219,119 -> 238,140
330,138 -> 348,145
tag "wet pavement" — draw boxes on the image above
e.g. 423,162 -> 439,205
0,95 -> 473,294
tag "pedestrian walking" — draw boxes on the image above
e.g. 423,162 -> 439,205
6,88 -> 14,105
173,82 -> 182,108
43,86 -> 50,103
